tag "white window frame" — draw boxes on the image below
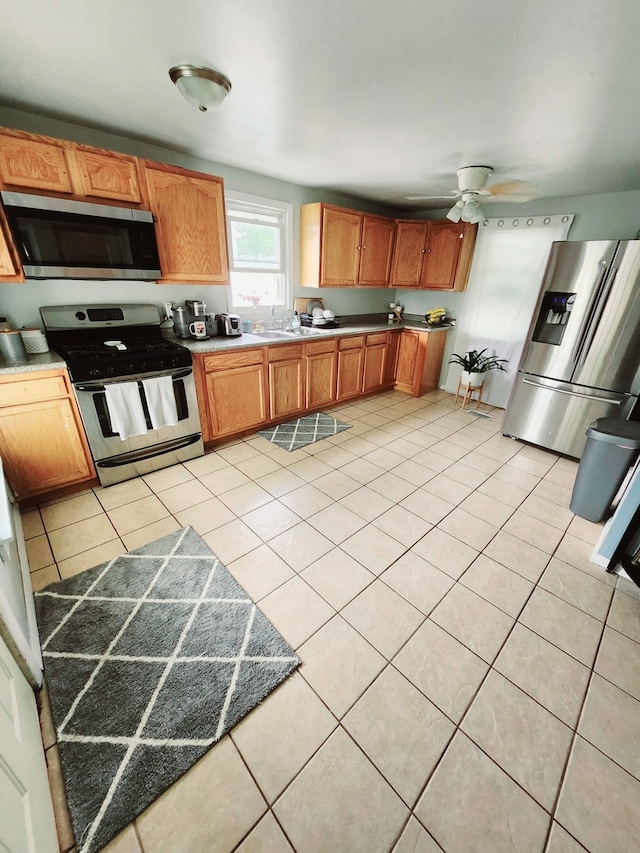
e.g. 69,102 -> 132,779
224,191 -> 293,318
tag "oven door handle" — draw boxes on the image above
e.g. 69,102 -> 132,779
75,367 -> 193,392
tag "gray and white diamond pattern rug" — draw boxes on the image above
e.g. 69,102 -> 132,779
260,411 -> 351,451
35,527 -> 299,853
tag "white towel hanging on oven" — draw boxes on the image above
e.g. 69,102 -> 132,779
141,376 -> 178,430
104,382 -> 148,440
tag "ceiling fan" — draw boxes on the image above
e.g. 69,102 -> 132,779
407,166 -> 541,224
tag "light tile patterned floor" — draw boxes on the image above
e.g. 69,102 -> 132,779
26,389 -> 640,853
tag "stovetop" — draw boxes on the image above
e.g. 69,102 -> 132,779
40,303 -> 192,382
52,334 -> 192,382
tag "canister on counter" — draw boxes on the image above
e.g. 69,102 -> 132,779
20,327 -> 50,353
0,329 -> 28,363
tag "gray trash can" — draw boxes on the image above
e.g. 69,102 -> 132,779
570,418 -> 640,522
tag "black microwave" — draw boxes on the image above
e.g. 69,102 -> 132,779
1,191 -> 161,280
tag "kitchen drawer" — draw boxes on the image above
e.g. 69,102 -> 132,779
202,349 -> 264,372
339,335 -> 365,350
366,332 -> 388,346
305,339 -> 336,355
267,343 -> 304,362
0,373 -> 68,407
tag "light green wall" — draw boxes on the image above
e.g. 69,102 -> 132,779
0,106 -> 399,326
1,105 -> 638,332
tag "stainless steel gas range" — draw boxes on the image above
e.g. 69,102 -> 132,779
41,303 -> 204,486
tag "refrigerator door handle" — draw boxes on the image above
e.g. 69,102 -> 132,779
570,260 -> 609,364
522,378 -> 624,404
575,267 -> 618,366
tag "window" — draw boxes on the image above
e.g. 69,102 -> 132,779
225,193 -> 293,315
443,214 -> 574,407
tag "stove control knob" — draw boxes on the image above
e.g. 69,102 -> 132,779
107,365 -> 116,376
126,363 -> 136,373
75,311 -> 86,321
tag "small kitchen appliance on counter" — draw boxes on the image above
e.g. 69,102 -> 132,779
40,303 -> 204,486
215,313 -> 242,336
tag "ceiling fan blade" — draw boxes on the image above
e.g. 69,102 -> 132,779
406,192 -> 460,201
480,180 -> 542,203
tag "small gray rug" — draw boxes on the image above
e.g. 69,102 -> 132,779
35,527 -> 299,853
260,412 -> 351,451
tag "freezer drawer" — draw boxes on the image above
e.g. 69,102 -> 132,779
502,373 -> 637,458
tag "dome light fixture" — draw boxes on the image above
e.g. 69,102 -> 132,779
169,64 -> 232,112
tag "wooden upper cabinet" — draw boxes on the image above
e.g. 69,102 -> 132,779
390,220 -> 429,288
73,146 -> 142,204
320,206 -> 361,286
0,205 -> 24,282
301,203 -> 395,288
0,132 -> 74,194
420,221 -> 477,291
359,216 -> 395,286
144,162 -> 229,284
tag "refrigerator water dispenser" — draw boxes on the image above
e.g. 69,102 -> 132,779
532,291 -> 576,345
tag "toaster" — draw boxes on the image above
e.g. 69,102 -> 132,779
215,313 -> 242,337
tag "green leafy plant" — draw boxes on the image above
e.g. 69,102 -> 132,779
448,348 -> 508,373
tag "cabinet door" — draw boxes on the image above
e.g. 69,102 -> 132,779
390,221 -> 429,288
269,358 -> 305,420
336,347 -> 365,400
73,147 -> 142,204
206,365 -> 267,437
145,164 -> 229,284
0,397 -> 94,500
385,331 -> 400,385
306,350 -> 336,409
0,205 -> 24,281
0,133 -> 74,194
395,331 -> 420,387
420,221 -> 464,289
362,342 -> 387,392
358,216 -> 395,286
320,207 -> 361,286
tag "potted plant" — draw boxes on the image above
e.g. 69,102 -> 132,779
448,348 -> 508,388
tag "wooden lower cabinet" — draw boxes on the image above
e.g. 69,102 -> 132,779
268,344 -> 304,421
0,370 -> 94,501
336,336 -> 365,401
395,330 -> 448,396
385,329 -> 401,385
198,350 -> 267,439
194,327 -> 448,444
362,332 -> 388,393
305,340 -> 337,409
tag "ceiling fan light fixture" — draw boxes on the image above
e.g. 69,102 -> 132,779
169,64 -> 232,111
446,200 -> 464,222
461,199 -> 482,223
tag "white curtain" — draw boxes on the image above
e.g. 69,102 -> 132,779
444,214 -> 575,407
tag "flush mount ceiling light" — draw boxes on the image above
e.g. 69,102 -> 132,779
169,64 -> 232,111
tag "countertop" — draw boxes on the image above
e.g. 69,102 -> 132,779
0,321 -> 454,376
168,320 -> 454,356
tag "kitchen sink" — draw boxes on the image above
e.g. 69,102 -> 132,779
250,327 -> 331,339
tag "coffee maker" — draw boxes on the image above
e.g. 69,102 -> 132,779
185,300 -> 218,339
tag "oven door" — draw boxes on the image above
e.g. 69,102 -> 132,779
73,366 -> 204,485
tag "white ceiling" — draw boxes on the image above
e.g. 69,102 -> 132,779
1,0 -> 640,210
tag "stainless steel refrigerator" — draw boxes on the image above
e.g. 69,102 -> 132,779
502,240 -> 640,458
